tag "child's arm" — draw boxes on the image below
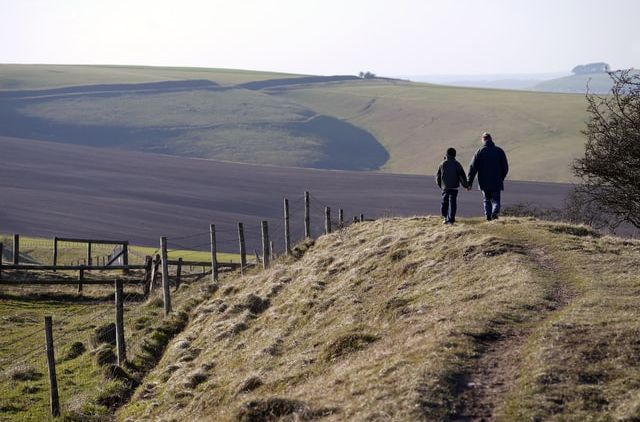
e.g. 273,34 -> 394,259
458,162 -> 469,188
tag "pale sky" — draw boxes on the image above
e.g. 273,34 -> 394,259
1,0 -> 639,76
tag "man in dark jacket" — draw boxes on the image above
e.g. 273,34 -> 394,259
436,147 -> 468,224
467,132 -> 509,221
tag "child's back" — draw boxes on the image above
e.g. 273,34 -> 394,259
435,148 -> 468,224
436,155 -> 467,190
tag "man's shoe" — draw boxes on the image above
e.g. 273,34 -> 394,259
443,219 -> 450,225
491,213 -> 499,220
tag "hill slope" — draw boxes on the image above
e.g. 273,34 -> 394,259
273,80 -> 588,182
530,72 -> 614,94
119,217 -> 640,421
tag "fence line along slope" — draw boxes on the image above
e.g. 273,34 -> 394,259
117,216 -> 640,421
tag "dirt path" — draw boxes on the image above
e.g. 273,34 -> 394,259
455,331 -> 529,421
455,244 -> 576,421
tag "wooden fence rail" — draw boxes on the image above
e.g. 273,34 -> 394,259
0,278 -> 145,286
0,264 -> 146,271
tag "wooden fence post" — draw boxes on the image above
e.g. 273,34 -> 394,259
175,258 -> 183,290
210,224 -> 218,283
87,242 -> 92,267
150,254 -> 161,291
269,240 -> 275,260
284,198 -> 291,255
360,213 -> 365,223
304,191 -> 311,238
160,237 -> 171,316
325,207 -> 331,234
52,237 -> 58,271
122,242 -> 129,274
143,255 -> 152,296
339,209 -> 344,229
44,316 -> 60,417
353,216 -> 359,223
13,234 -> 19,265
78,267 -> 84,293
0,242 -> 3,279
261,221 -> 270,270
115,280 -> 126,365
238,223 -> 247,276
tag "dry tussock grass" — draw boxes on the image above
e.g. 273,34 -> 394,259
117,217 -> 640,421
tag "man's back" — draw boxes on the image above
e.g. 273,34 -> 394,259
468,139 -> 508,191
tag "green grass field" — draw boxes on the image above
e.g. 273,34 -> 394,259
0,277 -> 213,421
0,234 -> 241,265
0,232 -> 242,421
274,79 -> 589,182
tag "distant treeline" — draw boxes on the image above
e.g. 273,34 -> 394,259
572,62 -> 610,75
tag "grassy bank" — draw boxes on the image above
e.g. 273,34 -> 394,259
115,217 -> 640,421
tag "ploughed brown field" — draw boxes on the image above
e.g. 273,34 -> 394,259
0,136 -> 571,252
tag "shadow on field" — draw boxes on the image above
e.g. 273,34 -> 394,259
285,115 -> 389,170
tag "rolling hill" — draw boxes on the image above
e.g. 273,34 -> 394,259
0,64 -> 591,181
114,217 -> 640,421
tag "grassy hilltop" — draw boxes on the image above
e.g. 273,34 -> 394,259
0,64 -> 589,181
112,217 -> 640,421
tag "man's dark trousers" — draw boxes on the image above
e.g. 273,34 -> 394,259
482,190 -> 501,220
441,189 -> 459,223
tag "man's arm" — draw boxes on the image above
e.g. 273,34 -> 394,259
467,153 -> 479,188
435,165 -> 442,189
501,149 -> 509,180
458,162 -> 469,188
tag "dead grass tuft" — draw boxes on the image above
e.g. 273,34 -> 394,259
90,323 -> 116,347
237,376 -> 264,394
236,397 -> 335,421
323,332 -> 379,362
184,369 -> 208,389
64,341 -> 87,360
7,365 -> 42,382
93,345 -> 117,366
546,223 -> 601,238
244,294 -> 270,314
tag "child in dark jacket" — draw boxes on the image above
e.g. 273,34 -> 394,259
435,147 -> 468,224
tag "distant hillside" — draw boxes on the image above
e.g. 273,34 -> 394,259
0,64 -> 303,90
529,72 -> 615,94
529,69 -> 640,94
118,217 -> 640,421
0,64 -> 592,182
